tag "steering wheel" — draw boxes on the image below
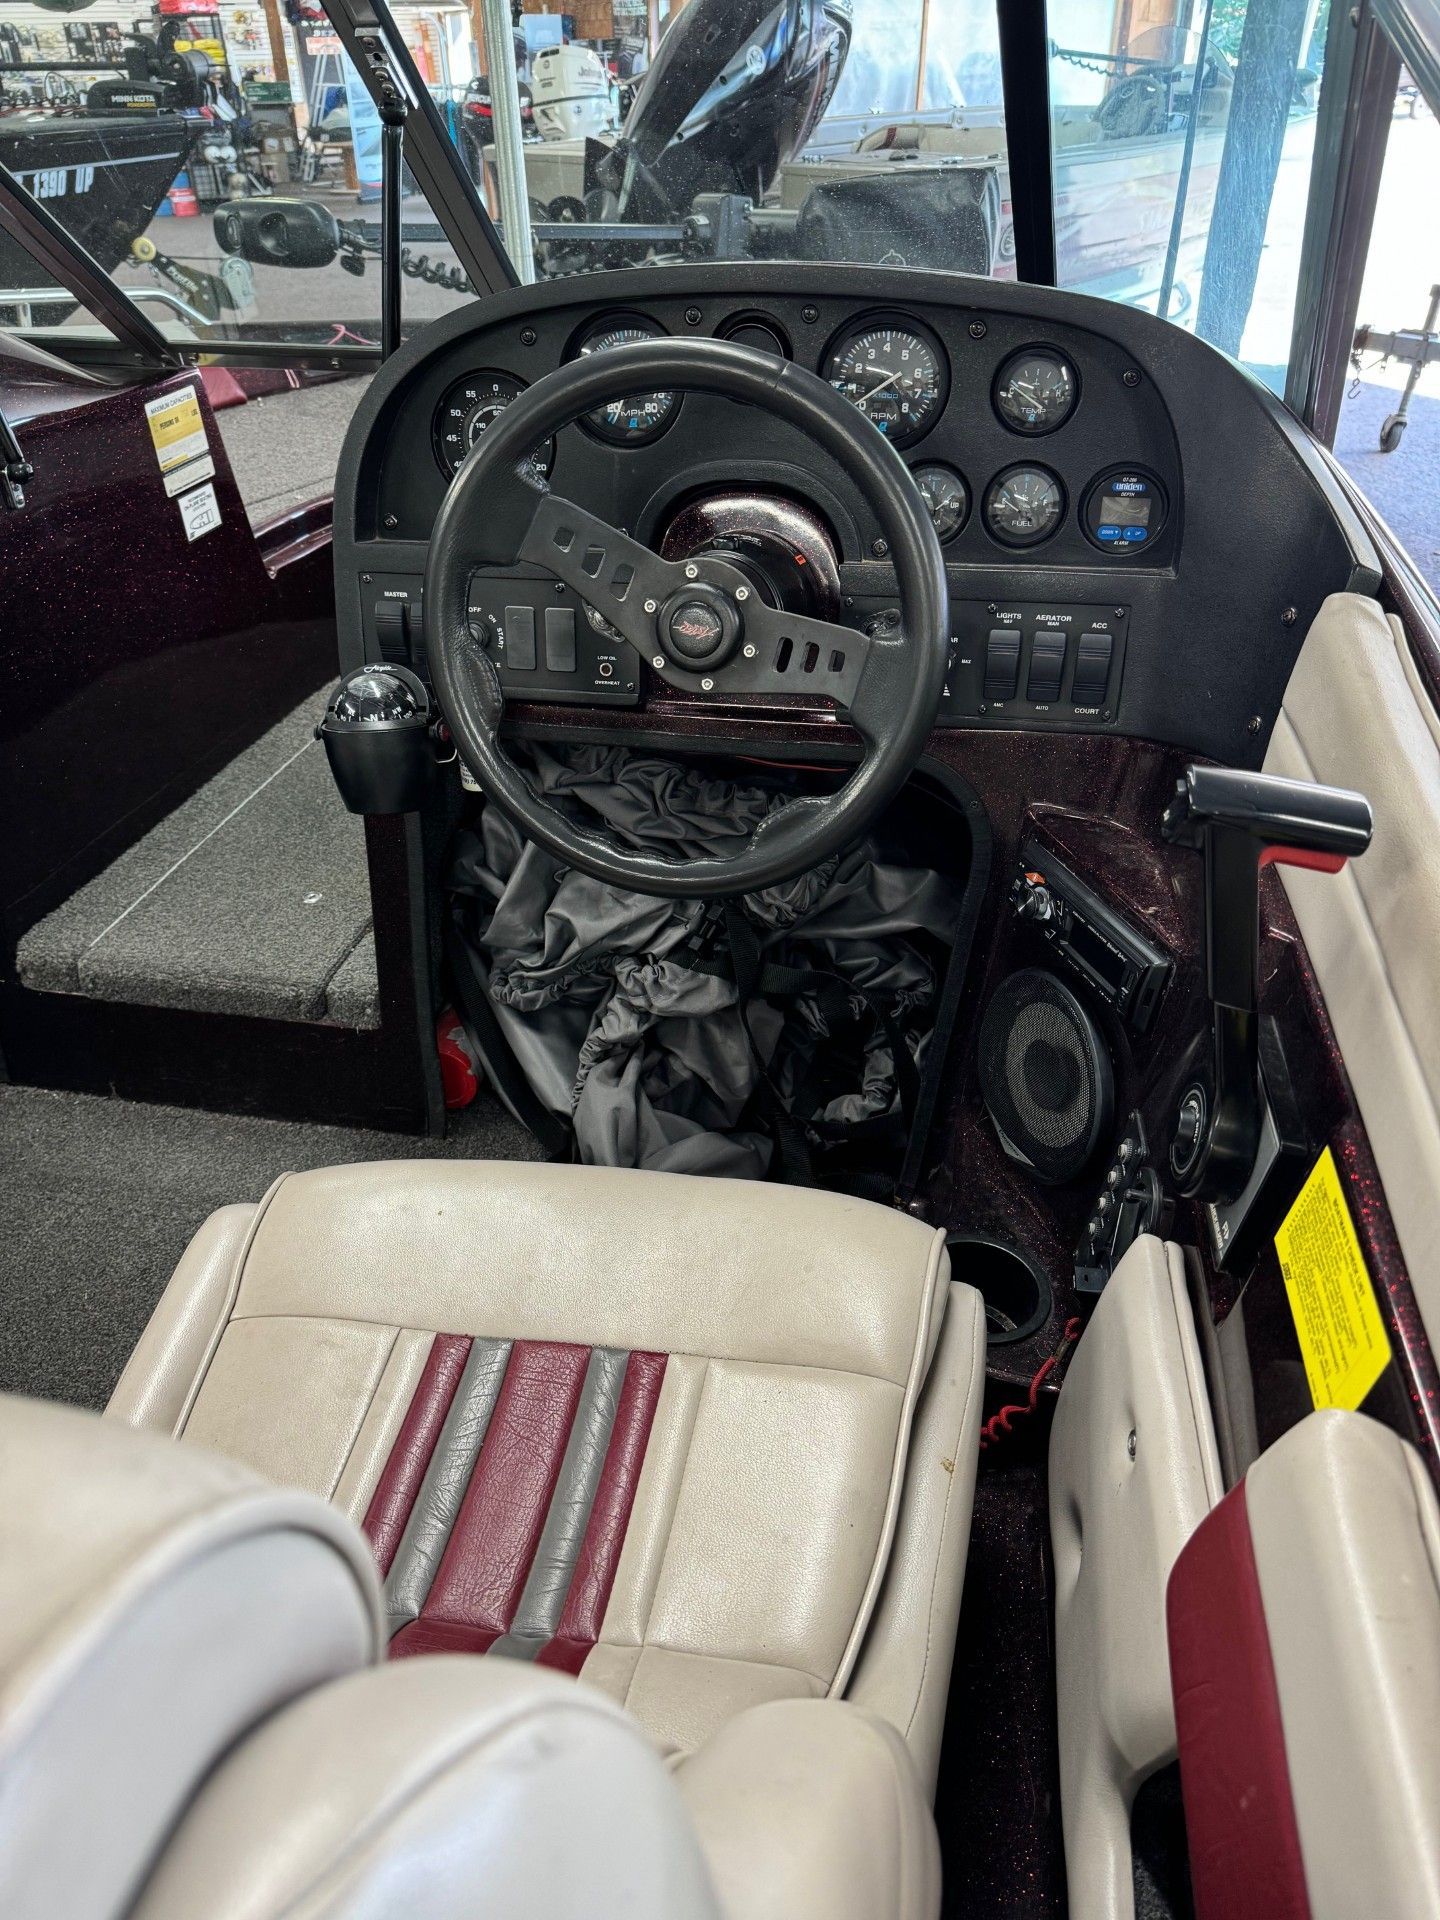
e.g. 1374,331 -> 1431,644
424,337 -> 948,898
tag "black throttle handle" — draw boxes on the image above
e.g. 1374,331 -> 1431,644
1161,766 -> 1372,1203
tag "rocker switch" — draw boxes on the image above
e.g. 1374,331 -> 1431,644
984,628 -> 1021,702
1027,631 -> 1067,702
1072,633 -> 1113,706
544,606 -> 578,674
504,606 -> 537,673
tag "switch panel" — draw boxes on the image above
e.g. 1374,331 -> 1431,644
854,599 -> 1131,728
467,579 -> 639,706
356,574 -> 639,708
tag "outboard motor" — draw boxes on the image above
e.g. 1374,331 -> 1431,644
586,0 -> 852,222
532,44 -> 618,143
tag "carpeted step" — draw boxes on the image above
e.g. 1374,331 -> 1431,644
18,699 -> 377,1027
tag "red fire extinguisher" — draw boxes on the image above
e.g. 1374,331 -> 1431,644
435,1007 -> 481,1110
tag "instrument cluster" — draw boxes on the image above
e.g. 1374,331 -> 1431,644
426,302 -> 1172,564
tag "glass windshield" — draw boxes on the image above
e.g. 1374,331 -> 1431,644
0,10 -> 465,350
1045,0 -> 1335,390
430,0 -> 1014,284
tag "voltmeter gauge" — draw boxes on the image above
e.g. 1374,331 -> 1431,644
432,371 -> 555,481
575,315 -> 679,445
983,465 -> 1066,547
910,463 -> 969,542
992,348 -> 1079,435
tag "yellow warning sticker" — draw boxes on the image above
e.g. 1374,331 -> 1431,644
144,387 -> 214,497
1276,1147 -> 1391,1410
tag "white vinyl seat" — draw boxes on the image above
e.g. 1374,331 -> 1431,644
0,1393 -> 942,1920
76,1160 -> 986,1916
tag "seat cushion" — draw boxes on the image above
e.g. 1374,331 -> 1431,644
108,1161 -> 969,1757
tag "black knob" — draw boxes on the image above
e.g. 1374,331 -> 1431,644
1171,1085 -> 1207,1180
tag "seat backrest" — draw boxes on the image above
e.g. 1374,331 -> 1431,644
1167,1408 -> 1440,1920
0,1393 -> 382,1920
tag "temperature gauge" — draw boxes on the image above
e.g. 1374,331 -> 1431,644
992,348 -> 1078,435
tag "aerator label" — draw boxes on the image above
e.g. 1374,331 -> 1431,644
144,386 -> 215,498
1276,1147 -> 1392,1411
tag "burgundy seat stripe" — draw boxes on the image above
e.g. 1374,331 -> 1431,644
1166,1480 -> 1313,1920
419,1339 -> 591,1638
388,1616 -> 497,1660
537,1349 -> 668,1675
362,1333 -> 473,1578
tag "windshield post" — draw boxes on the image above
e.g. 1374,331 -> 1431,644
381,118 -> 404,358
479,0 -> 535,284
997,0 -> 1058,284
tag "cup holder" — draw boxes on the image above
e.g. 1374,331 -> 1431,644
946,1234 -> 1053,1345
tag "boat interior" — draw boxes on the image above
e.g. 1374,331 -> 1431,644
2,1 -> 1439,1916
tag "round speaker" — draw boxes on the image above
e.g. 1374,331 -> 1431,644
978,968 -> 1114,1184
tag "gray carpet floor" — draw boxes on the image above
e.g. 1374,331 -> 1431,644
0,1084 -> 541,1415
18,698 -> 380,1028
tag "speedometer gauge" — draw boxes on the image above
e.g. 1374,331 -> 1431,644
576,315 -> 678,445
823,318 -> 949,447
432,371 -> 555,481
984,465 -> 1066,547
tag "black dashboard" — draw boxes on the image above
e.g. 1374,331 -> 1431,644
335,262 -> 1379,766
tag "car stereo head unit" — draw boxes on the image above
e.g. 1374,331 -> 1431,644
1009,838 -> 1172,1034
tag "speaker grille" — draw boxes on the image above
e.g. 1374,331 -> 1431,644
978,968 -> 1113,1183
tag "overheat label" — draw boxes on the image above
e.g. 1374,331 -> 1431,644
144,386 -> 215,498
1276,1146 -> 1391,1410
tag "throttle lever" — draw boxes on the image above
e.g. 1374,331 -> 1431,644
1161,766 -> 1372,1224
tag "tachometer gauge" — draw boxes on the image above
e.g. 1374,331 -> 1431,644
576,316 -> 678,445
432,371 -> 555,481
984,465 -> 1066,547
911,463 -> 969,542
992,348 -> 1078,435
823,318 -> 949,447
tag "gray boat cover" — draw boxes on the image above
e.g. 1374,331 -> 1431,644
451,744 -> 963,1179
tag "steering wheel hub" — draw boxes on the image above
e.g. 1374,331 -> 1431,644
658,582 -> 742,668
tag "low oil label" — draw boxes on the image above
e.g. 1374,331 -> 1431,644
1276,1146 -> 1392,1410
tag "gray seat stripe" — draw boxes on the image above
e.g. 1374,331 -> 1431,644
490,1345 -> 629,1662
384,1336 -> 513,1636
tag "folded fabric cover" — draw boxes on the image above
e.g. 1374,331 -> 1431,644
451,746 -> 962,1181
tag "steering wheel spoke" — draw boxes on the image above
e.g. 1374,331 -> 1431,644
715,598 -> 873,708
516,492 -> 685,650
